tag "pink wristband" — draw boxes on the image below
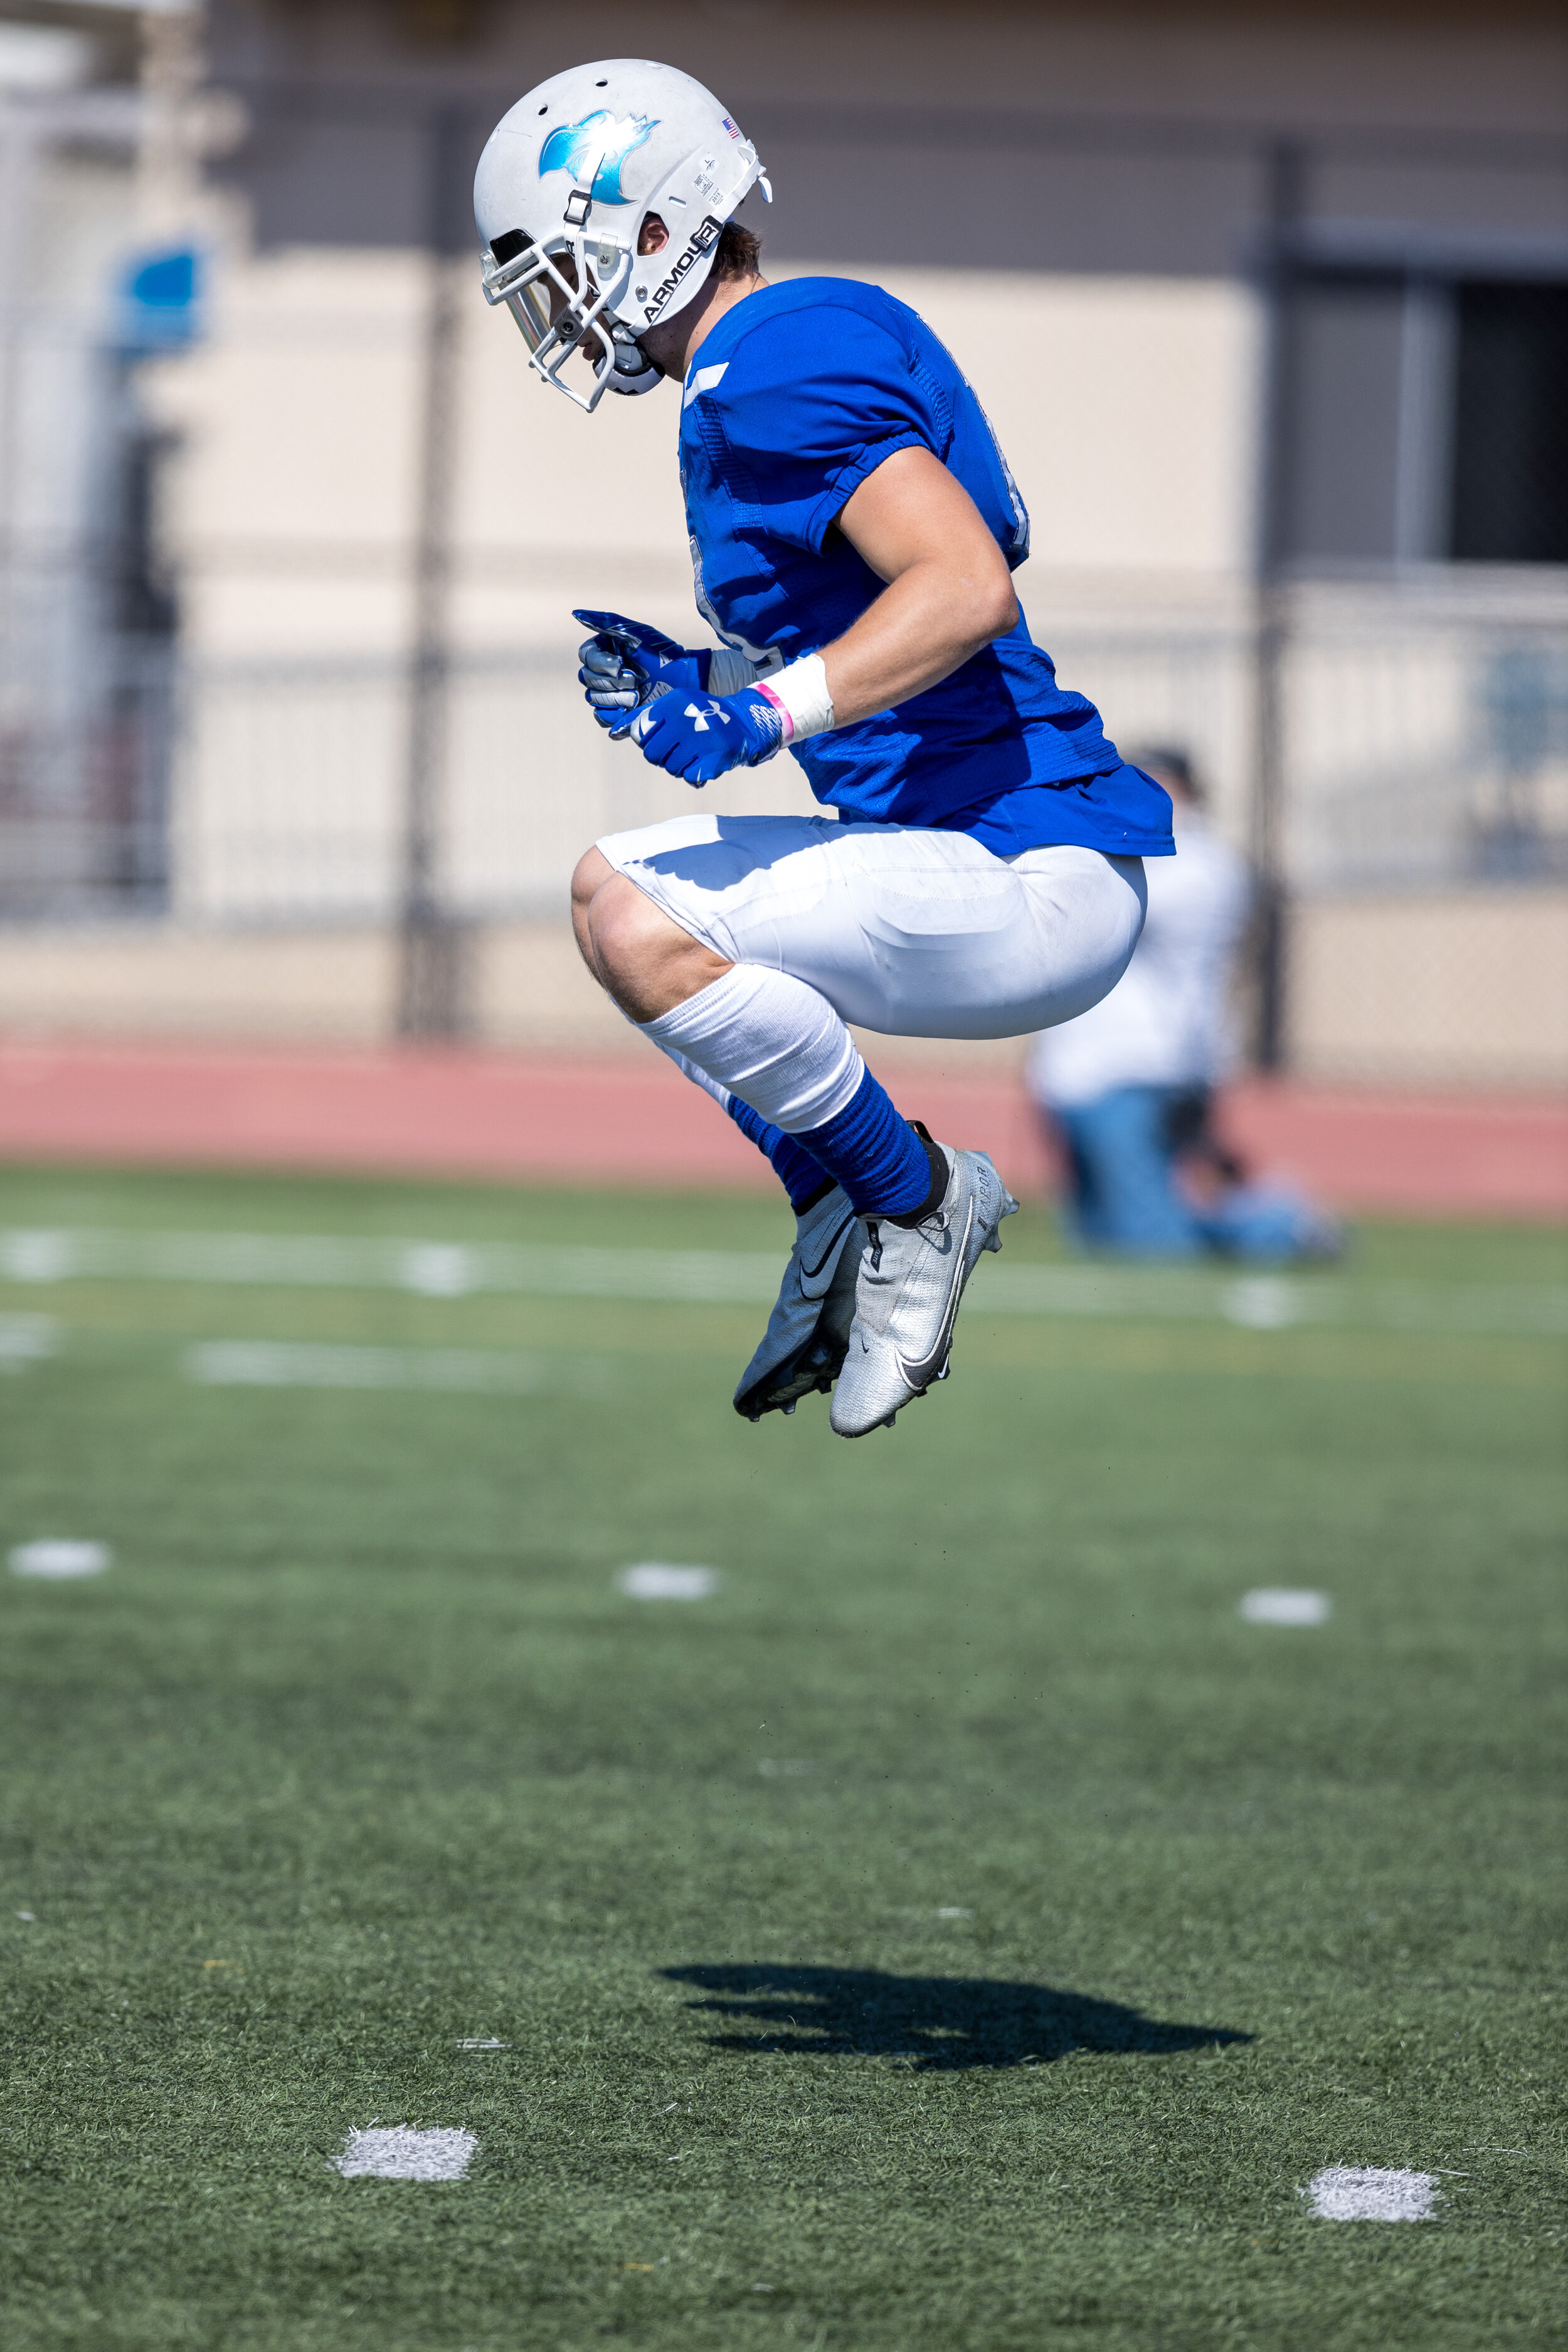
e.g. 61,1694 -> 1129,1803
756,681 -> 794,741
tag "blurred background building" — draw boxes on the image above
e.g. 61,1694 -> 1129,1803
0,0 -> 1563,1087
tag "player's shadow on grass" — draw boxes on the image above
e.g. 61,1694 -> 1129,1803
662,1964 -> 1249,2070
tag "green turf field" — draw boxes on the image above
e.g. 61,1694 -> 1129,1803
1,1162 -> 1564,2351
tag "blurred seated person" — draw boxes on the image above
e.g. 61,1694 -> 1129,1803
1026,748 -> 1341,1262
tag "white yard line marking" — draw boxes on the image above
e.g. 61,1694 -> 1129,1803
183,1342 -> 607,1395
454,2038 -> 510,2050
984,1263 -> 1568,1337
9,1539 -> 110,1580
334,2127 -> 477,2181
617,1563 -> 720,1601
935,1906 -> 975,1918
1304,2166 -> 1438,2221
0,1313 -> 57,1372
1240,1587 -> 1332,1626
1,1227 -> 786,1304
4,1228 -> 1561,1338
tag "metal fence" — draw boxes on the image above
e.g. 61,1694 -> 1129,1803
4,601 -> 1567,924
8,631 -> 1256,926
0,593 -> 1564,1087
1283,618 -> 1568,894
141,598 -> 1568,926
0,634 -> 176,918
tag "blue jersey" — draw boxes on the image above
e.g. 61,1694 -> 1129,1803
677,278 -> 1173,857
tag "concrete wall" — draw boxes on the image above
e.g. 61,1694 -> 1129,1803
146,0 -> 1568,890
1288,889 -> 1568,1091
142,243 -> 1266,912
152,255 -> 1262,659
209,1 -> 1568,272
172,0 -> 1568,674
4,2 -> 1564,1089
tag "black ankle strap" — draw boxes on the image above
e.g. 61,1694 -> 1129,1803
887,1120 -> 949,1229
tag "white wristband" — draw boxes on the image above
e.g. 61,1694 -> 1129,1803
758,652 -> 834,743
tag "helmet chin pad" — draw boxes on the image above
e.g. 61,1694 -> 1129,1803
608,321 -> 660,396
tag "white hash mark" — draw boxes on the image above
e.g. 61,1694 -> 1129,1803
1221,1277 -> 1301,1328
1239,1588 -> 1332,1626
0,1313 -> 58,1370
183,1340 -> 604,1395
334,2126 -> 476,2181
9,1539 -> 110,1580
617,1563 -> 720,1601
1303,2166 -> 1438,2221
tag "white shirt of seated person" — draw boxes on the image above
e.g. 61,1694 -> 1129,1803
1027,773 -> 1251,1110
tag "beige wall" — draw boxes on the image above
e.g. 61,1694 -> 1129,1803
152,250 -> 1261,669
48,6 -> 1567,1085
1288,890 -> 1568,1091
144,242 -> 1267,921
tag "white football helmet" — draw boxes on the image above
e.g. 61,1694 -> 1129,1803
475,59 -> 771,413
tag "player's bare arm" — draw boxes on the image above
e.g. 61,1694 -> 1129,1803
822,450 -> 1020,725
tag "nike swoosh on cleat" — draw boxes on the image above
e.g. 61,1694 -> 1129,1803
894,1195 -> 976,1395
797,1214 -> 856,1287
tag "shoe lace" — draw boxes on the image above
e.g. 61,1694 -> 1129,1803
865,1218 -> 883,1273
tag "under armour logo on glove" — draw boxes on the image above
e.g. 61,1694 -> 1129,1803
682,699 -> 731,733
632,684 -> 785,785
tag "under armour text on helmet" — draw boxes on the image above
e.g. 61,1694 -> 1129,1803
645,216 -> 724,320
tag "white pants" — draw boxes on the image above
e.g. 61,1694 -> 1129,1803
596,812 -> 1147,1041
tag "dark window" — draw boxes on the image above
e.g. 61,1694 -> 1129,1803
1450,280 -> 1568,564
1271,263 -> 1568,571
1277,269 -> 1404,566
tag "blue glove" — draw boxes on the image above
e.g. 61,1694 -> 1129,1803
631,687 -> 785,786
573,608 -> 708,734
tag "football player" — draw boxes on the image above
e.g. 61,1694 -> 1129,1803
475,61 -> 1174,1436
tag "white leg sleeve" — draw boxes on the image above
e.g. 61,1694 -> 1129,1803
653,1041 -> 733,1116
642,964 -> 865,1134
607,990 -> 736,1115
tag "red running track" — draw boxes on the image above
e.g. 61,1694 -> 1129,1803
0,1034 -> 1564,1220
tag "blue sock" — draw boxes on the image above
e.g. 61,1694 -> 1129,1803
724,1094 -> 834,1215
797,1067 -> 934,1218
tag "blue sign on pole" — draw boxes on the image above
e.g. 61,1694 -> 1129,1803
116,247 -> 203,352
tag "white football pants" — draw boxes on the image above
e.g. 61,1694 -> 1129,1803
595,812 -> 1147,1041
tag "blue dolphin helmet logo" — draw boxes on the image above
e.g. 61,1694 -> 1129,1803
538,110 -> 658,206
